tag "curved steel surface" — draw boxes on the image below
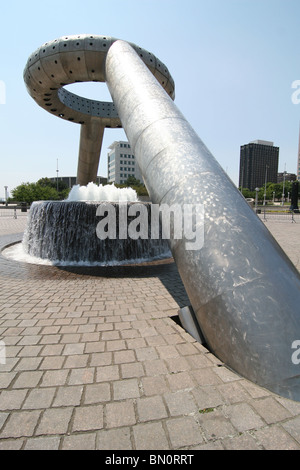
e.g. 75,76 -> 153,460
105,40 -> 300,401
24,35 -> 175,185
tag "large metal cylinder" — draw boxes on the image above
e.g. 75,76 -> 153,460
105,40 -> 300,401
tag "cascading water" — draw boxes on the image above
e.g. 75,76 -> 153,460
21,183 -> 171,265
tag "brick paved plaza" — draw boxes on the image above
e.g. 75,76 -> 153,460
0,211 -> 300,450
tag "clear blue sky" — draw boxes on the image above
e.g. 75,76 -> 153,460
1,0 -> 300,198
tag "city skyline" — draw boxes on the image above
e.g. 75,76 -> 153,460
1,0 -> 300,198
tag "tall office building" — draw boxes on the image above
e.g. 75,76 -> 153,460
107,141 -> 143,184
239,140 -> 279,191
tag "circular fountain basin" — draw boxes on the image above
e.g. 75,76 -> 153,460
22,200 -> 170,265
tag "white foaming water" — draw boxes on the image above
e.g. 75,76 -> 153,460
67,182 -> 138,202
3,242 -> 171,267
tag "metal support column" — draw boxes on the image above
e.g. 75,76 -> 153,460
105,40 -> 300,401
77,119 -> 105,186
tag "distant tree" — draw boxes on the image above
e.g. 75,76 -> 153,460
11,182 -> 58,204
37,177 -> 70,198
240,188 -> 255,199
124,176 -> 143,187
122,176 -> 149,197
11,178 -> 70,204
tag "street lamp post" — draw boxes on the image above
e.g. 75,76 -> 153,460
255,187 -> 260,213
282,170 -> 287,206
56,159 -> 59,193
263,165 -> 269,206
4,186 -> 8,206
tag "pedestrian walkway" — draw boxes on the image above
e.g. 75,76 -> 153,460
0,215 -> 300,450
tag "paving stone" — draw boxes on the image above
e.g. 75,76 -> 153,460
222,433 -> 262,450
52,386 -> 83,407
61,433 -> 96,450
63,355 -> 89,369
22,388 -> 56,409
24,436 -> 61,450
0,372 -> 17,388
217,381 -> 253,404
0,389 -> 28,411
165,356 -> 191,373
192,385 -> 225,410
156,345 -> 180,359
105,401 -> 136,428
106,340 -> 126,351
68,367 -> 95,385
84,383 -> 111,404
121,362 -> 144,379
198,408 -> 236,440
282,416 -> 300,443
13,371 -> 43,389
96,365 -> 120,383
143,359 -> 169,376
19,345 -> 43,357
225,403 -> 265,432
164,390 -> 197,416
97,427 -> 132,450
135,346 -> 158,362
166,416 -> 204,448
0,439 -> 24,450
39,356 -> 65,370
136,396 -> 168,422
39,335 -> 61,345
101,330 -> 120,341
62,343 -> 85,356
133,422 -> 170,450
90,352 -> 112,366
14,357 -> 43,371
167,371 -> 195,392
36,407 -> 73,435
251,397 -> 292,424
40,370 -> 69,387
72,405 -> 104,432
114,349 -> 136,364
141,376 -> 170,396
113,378 -> 140,400
191,368 -> 223,386
253,426 -> 300,450
1,410 -> 41,438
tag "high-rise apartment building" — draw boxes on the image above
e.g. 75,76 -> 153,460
107,141 -> 143,184
239,140 -> 279,191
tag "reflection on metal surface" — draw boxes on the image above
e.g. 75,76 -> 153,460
105,40 -> 300,402
23,35 -> 174,185
178,306 -> 206,344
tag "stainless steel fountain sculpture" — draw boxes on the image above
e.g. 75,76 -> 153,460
24,35 -> 300,402
23,35 -> 174,186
